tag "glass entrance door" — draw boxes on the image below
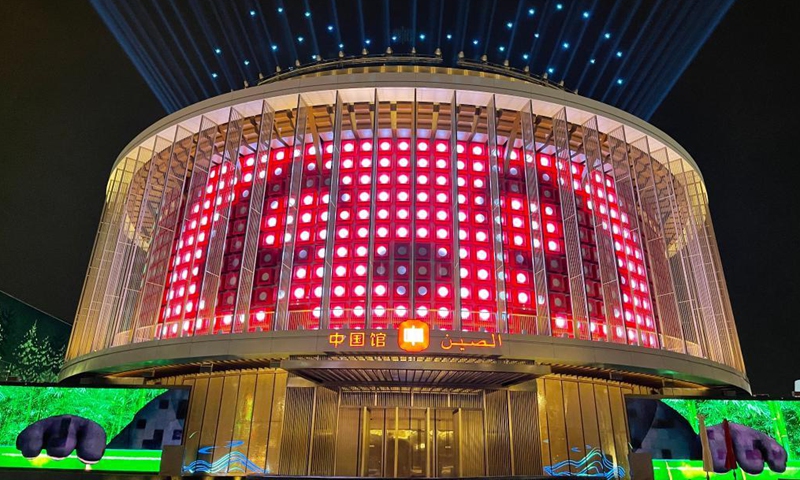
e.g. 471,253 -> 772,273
340,407 -> 478,478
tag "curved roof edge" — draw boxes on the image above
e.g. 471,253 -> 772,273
110,70 -> 703,182
60,331 -> 749,393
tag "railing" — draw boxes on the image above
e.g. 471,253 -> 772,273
101,307 -> 680,354
255,54 -> 573,93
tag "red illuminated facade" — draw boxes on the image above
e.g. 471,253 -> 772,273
154,138 -> 656,346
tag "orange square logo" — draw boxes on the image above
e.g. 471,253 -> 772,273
397,320 -> 430,352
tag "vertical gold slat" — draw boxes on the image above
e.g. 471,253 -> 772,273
266,372 -> 288,474
510,390 -> 543,475
609,386 -> 633,479
212,374 -> 241,469
182,375 -> 209,472
485,390 -> 512,475
232,373 -> 257,471
536,378 -> 551,473
594,383 -> 620,479
360,407 -> 371,477
279,387 -> 314,474
454,409 -> 462,476
578,382 -> 602,466
197,375 -> 225,467
544,378 -> 569,472
335,408 -> 361,476
462,409 -> 486,476
563,380 -> 586,472
310,387 -> 338,475
248,372 -> 275,474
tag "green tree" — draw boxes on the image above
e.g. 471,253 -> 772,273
12,321 -> 55,383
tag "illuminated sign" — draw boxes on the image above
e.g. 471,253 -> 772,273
441,333 -> 501,351
326,328 -> 501,354
397,320 -> 430,352
328,331 -> 386,349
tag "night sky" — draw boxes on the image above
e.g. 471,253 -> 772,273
1,1 -> 797,395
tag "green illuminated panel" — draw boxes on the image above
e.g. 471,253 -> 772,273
653,460 -> 800,480
0,385 -> 189,473
0,447 -> 161,472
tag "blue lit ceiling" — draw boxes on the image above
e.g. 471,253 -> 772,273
91,0 -> 733,119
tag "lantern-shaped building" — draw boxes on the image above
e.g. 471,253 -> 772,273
63,62 -> 747,477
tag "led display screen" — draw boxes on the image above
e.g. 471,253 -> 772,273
626,396 -> 800,479
154,138 -> 656,345
0,384 -> 189,472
